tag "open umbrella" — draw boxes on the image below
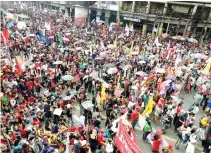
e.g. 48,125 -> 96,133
99,52 -> 107,58
61,75 -> 74,81
156,68 -> 165,73
138,61 -> 146,64
188,38 -> 198,43
63,37 -> 70,41
63,96 -> 72,101
107,44 -> 115,49
135,71 -> 147,77
86,31 -> 93,35
161,33 -> 170,38
94,77 -> 105,83
53,61 -> 63,65
66,33 -> 71,36
104,63 -> 116,68
48,36 -> 54,39
95,57 -> 103,60
131,52 -> 139,55
107,67 -> 118,74
28,34 -> 36,37
76,47 -> 83,51
81,101 -> 94,109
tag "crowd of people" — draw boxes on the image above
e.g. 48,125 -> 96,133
0,4 -> 211,153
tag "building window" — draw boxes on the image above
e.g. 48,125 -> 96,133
149,3 -> 164,15
122,1 -> 132,12
134,2 -> 147,13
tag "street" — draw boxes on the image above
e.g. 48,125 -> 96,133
22,57 -> 203,153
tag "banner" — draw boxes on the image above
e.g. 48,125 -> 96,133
115,120 -> 144,153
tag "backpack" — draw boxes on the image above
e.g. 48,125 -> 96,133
103,129 -> 110,138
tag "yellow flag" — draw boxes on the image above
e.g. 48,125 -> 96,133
142,95 -> 154,116
100,84 -> 106,105
114,38 -> 117,48
129,41 -> 134,58
117,74 -> 121,89
202,61 -> 211,75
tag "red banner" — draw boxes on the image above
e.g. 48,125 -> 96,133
114,120 -> 144,153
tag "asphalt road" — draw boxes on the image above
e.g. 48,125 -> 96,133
21,56 -> 204,153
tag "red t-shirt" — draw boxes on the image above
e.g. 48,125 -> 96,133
131,110 -> 139,121
97,133 -> 104,145
32,119 -> 41,126
60,101 -> 65,108
176,107 -> 181,115
19,127 -> 27,137
17,104 -> 26,112
16,113 -> 23,120
28,96 -> 36,104
26,81 -> 34,90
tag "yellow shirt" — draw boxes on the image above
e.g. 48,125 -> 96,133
48,135 -> 57,144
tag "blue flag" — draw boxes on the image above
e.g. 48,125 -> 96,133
36,32 -> 50,45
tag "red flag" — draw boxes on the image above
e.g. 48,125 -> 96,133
102,26 -> 106,36
2,28 -> 9,44
14,56 -> 23,76
115,120 -> 144,153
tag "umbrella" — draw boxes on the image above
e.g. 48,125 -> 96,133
61,75 -> 74,81
1,96 -> 9,105
135,71 -> 147,77
99,52 -> 107,58
94,77 -> 105,83
97,20 -> 105,23
86,32 -> 93,35
107,67 -> 118,74
76,47 -> 83,51
63,96 -> 72,101
138,61 -> 146,64
165,75 -> 176,80
156,68 -> 165,73
131,52 -> 139,55
48,36 -> 54,39
28,34 -> 36,37
107,44 -> 115,49
81,101 -> 94,109
66,33 -> 71,36
188,38 -> 198,43
53,61 -> 63,65
63,37 -> 70,41
104,63 -> 116,68
122,65 -> 132,70
191,53 -> 208,59
147,46 -> 153,51
95,57 -> 103,60
6,21 -> 14,28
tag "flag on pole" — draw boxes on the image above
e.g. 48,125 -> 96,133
14,56 -> 23,76
125,24 -> 129,36
202,61 -> 211,75
100,84 -> 106,105
129,24 -> 134,32
155,37 -> 159,44
142,95 -> 154,116
114,38 -> 117,48
129,41 -> 134,58
2,28 -> 9,44
58,32 -> 63,46
102,25 -> 106,36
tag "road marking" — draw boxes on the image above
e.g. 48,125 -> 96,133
134,126 -> 203,151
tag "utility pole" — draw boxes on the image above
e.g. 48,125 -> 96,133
117,1 -> 120,25
87,1 -> 90,24
166,9 -> 173,35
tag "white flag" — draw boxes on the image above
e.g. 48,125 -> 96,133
45,22 -> 51,31
155,37 -> 159,44
129,24 -> 134,32
125,24 -> 129,36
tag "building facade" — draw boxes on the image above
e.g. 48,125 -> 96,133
119,1 -> 211,40
2,1 -> 211,40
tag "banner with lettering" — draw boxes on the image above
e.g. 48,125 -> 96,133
114,120 -> 144,153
